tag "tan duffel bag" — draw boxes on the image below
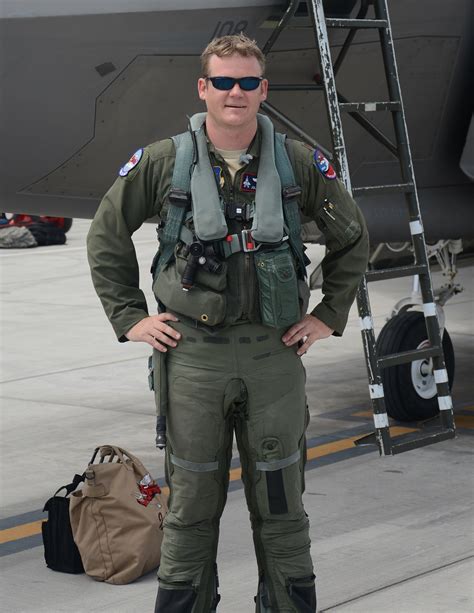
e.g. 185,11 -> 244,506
69,445 -> 167,584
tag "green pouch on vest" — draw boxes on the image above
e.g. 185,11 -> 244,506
254,244 -> 300,328
153,261 -> 226,327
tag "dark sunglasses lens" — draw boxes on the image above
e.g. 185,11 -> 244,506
239,77 -> 261,91
211,77 -> 235,90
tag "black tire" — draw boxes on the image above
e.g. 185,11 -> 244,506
376,311 -> 455,422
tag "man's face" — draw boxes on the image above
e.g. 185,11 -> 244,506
198,54 -> 268,131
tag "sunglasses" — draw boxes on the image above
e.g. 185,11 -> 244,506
206,76 -> 263,91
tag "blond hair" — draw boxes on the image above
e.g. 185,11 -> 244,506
201,33 -> 265,76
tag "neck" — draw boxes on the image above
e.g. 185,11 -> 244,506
205,116 -> 257,150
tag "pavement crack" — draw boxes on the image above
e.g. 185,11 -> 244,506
0,356 -> 148,384
0,394 -> 154,415
320,554 -> 474,611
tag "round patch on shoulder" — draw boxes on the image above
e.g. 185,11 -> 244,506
313,149 -> 336,180
119,148 -> 143,177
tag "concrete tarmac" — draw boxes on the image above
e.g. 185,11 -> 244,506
1,219 -> 473,612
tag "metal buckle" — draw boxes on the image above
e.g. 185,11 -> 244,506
168,188 -> 190,207
282,185 -> 302,201
241,229 -> 262,252
225,202 -> 251,221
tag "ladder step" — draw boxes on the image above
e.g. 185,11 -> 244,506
352,183 -> 414,196
269,84 -> 324,92
365,264 -> 428,282
378,347 -> 441,369
325,18 -> 388,29
391,428 -> 456,454
339,101 -> 401,112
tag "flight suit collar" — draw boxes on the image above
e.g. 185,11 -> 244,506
205,126 -> 262,161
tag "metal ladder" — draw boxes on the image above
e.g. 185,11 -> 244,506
261,0 -> 456,455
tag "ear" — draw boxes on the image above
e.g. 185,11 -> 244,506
198,77 -> 208,101
260,78 -> 269,102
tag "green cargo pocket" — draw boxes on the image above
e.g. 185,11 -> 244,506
256,439 -> 303,518
254,244 -> 300,328
317,199 -> 361,251
153,260 -> 226,327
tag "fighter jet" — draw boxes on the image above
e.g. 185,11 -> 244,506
1,0 -> 473,422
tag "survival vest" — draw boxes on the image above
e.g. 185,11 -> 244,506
153,113 -> 309,280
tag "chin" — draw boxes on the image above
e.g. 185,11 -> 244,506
222,109 -> 250,121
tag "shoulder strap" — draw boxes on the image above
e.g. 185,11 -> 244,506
274,133 -> 309,279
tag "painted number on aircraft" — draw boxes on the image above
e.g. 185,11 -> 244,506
210,20 -> 248,40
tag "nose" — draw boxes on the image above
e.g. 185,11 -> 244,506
229,82 -> 244,95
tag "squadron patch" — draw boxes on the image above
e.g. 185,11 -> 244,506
313,149 -> 336,180
213,166 -> 225,188
119,148 -> 143,177
241,172 -> 257,192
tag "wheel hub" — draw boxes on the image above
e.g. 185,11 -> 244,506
411,339 -> 436,399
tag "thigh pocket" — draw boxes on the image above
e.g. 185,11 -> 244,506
255,438 -> 304,518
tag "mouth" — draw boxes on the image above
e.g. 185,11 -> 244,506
225,104 -> 246,109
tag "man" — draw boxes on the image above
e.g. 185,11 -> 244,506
87,34 -> 368,613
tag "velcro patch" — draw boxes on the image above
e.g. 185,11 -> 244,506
213,165 -> 225,188
313,149 -> 336,180
119,148 -> 143,177
241,172 -> 257,192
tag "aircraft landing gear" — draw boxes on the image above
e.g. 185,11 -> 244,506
376,311 -> 455,422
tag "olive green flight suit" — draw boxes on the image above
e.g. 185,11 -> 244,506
87,126 -> 369,612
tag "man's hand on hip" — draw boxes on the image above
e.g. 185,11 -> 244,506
282,314 -> 334,356
125,313 -> 181,352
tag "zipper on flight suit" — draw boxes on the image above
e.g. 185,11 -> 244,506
319,198 -> 362,249
216,152 -> 255,321
232,165 -> 254,320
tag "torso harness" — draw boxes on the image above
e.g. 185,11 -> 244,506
153,112 -> 309,294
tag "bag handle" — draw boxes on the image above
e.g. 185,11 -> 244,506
88,445 -> 149,477
53,473 -> 85,498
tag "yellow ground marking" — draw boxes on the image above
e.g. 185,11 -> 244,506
306,426 -> 418,459
454,415 -> 474,429
354,409 -> 473,429
0,520 -> 44,545
0,425 -> 430,547
352,410 -> 373,418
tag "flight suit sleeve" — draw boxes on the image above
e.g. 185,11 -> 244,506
86,142 -> 175,341
288,140 -> 370,336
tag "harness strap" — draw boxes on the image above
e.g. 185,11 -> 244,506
154,132 -> 194,277
274,133 -> 308,279
155,126 -> 308,279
